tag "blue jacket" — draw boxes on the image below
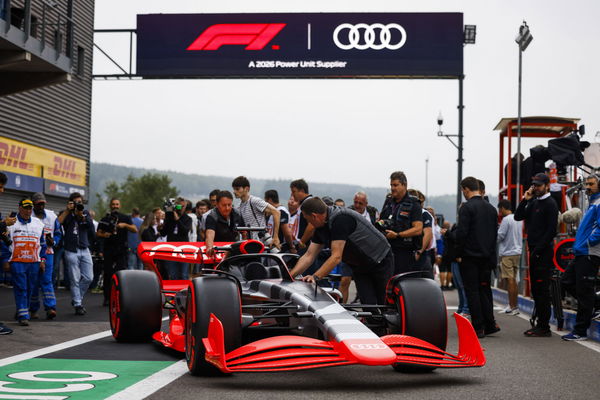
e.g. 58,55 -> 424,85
573,192 -> 600,257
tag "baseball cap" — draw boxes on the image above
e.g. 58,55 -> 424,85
19,199 -> 33,208
31,192 -> 46,203
532,173 -> 550,185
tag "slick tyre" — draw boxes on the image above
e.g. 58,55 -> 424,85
110,270 -> 162,342
186,276 -> 242,376
390,277 -> 447,373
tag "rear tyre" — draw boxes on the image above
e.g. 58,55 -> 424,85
388,276 -> 447,373
186,276 -> 242,376
110,270 -> 162,342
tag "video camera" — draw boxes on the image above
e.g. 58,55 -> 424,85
374,219 -> 400,233
98,210 -> 119,234
163,198 -> 183,213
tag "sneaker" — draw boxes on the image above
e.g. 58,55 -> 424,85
18,319 -> 29,326
476,330 -> 485,339
74,306 -> 86,316
46,309 -> 57,320
0,324 -> 13,335
499,306 -> 519,315
561,332 -> 587,341
592,310 -> 600,321
525,327 -> 551,337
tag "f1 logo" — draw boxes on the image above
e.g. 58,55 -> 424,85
187,23 -> 286,51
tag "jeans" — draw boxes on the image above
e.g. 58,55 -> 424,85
64,248 -> 93,307
451,261 -> 470,314
127,248 -> 143,270
10,262 -> 40,320
30,254 -> 57,312
164,260 -> 189,280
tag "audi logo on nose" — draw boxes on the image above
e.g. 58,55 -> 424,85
349,343 -> 387,350
333,23 -> 407,50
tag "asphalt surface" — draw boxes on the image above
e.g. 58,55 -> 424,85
0,284 -> 599,399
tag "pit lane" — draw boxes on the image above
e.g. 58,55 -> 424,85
0,286 -> 598,399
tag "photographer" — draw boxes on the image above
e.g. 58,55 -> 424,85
58,192 -> 95,315
378,171 -> 423,275
97,198 -> 137,305
159,197 -> 192,279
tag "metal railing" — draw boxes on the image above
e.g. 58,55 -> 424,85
1,0 -> 74,59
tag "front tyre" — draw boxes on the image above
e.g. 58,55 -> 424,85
186,276 -> 242,376
110,270 -> 162,342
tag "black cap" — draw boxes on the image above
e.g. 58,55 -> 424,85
532,173 -> 550,185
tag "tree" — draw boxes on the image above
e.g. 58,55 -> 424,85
95,173 -> 178,218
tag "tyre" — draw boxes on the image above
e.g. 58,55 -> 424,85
186,276 -> 242,376
388,277 -> 447,373
110,270 -> 162,342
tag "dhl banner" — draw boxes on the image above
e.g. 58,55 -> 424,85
0,136 -> 87,186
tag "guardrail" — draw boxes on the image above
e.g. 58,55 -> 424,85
1,0 -> 74,59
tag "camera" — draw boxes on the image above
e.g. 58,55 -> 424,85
374,219 -> 399,233
163,198 -> 182,213
98,210 -> 119,234
70,201 -> 84,212
0,212 -> 16,247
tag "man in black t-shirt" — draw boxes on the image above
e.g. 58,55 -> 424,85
97,198 -> 137,305
289,197 -> 393,305
205,191 -> 245,258
265,190 -> 296,253
378,171 -> 423,275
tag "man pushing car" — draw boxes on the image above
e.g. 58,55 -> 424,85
289,197 -> 394,305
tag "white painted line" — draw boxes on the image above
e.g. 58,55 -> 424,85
105,360 -> 188,400
0,317 -> 170,368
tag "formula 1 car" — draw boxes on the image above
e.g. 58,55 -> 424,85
109,238 -> 485,376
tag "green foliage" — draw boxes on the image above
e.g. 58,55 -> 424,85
94,173 -> 178,217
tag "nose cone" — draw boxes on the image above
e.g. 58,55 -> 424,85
339,339 -> 397,366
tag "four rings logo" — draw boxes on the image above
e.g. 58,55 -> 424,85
350,343 -> 387,350
187,23 -> 286,51
147,243 -> 223,262
333,23 -> 407,50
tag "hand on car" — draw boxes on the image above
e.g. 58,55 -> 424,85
302,274 -> 319,283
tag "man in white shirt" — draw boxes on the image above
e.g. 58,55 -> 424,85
231,176 -> 281,250
497,199 -> 523,315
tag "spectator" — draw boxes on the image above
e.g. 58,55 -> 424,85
88,210 -> 103,294
408,189 -> 435,278
514,173 -> 558,337
0,172 -> 14,334
379,171 -> 423,275
232,176 -> 280,249
195,200 -> 209,241
97,198 -> 137,306
322,196 -> 334,206
205,191 -> 245,258
58,192 -> 95,315
450,177 -> 499,338
290,179 -> 315,253
208,189 -> 219,209
29,193 -> 61,320
127,207 -> 144,270
264,190 -> 296,253
561,174 -> 600,341
497,199 -> 523,315
186,200 -> 198,243
140,211 -> 159,242
6,199 -> 47,326
443,215 -> 469,316
287,196 -> 300,245
334,199 -> 345,207
438,221 -> 453,290
289,197 -> 393,305
349,191 -> 378,224
159,197 -> 192,280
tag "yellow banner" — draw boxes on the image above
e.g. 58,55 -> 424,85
0,136 -> 87,186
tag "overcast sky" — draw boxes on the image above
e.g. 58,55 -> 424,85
91,0 -> 600,196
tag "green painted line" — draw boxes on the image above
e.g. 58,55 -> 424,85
0,358 -> 175,399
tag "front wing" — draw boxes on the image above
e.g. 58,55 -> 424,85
202,312 -> 485,373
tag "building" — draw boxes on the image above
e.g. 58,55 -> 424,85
0,0 -> 94,214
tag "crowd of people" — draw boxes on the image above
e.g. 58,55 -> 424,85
0,170 -> 598,343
